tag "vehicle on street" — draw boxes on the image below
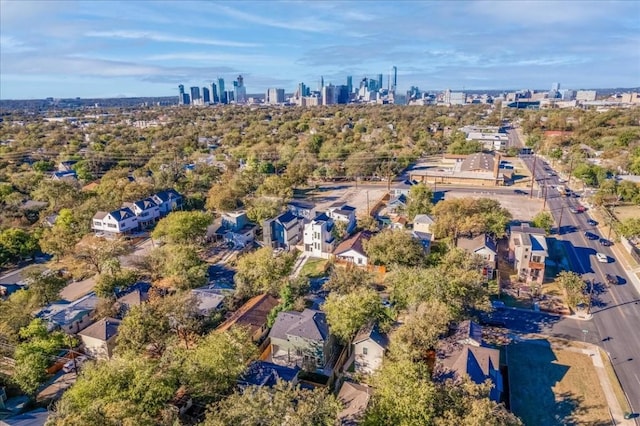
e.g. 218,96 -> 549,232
569,208 -> 579,214
600,238 -> 612,246
576,206 -> 586,213
513,189 -> 527,195
587,219 -> 598,226
605,274 -> 618,286
596,253 -> 608,263
584,232 -> 599,240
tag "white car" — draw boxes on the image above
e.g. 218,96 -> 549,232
596,253 -> 608,263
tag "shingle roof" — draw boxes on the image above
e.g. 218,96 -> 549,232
153,189 -> 183,203
109,207 -> 136,221
93,211 -> 108,220
456,233 -> 497,254
338,382 -> 371,425
269,309 -> 329,342
460,152 -> 495,172
353,322 -> 389,349
334,231 -> 371,257
413,214 -> 435,225
78,317 -> 121,341
133,197 -> 158,210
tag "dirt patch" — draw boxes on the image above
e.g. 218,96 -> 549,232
508,338 -> 610,426
443,191 -> 544,221
304,185 -> 388,218
613,205 -> 640,222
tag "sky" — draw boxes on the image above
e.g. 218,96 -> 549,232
1,0 -> 639,99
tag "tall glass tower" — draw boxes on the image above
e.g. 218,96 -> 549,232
217,78 -> 226,104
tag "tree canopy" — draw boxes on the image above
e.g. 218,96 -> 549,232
151,211 -> 212,245
364,230 -> 426,269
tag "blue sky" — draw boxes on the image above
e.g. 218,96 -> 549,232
1,0 -> 638,99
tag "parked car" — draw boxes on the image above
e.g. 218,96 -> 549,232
605,274 -> 618,286
599,238 -> 612,247
584,232 -> 599,240
569,208 -> 579,214
596,253 -> 608,263
587,219 -> 598,226
576,206 -> 586,213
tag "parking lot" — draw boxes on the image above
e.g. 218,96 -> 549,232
442,190 -> 544,222
304,184 -> 389,217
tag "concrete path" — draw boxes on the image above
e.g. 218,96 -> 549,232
290,253 -> 309,278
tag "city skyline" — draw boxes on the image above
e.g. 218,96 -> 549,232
1,0 -> 639,99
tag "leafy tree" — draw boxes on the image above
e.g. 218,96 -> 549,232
448,132 -> 482,155
405,183 -> 433,220
13,319 -> 74,395
116,301 -> 172,357
74,234 -> 128,274
357,215 -> 380,232
94,266 -> 139,298
432,198 -> 511,243
257,175 -> 293,202
267,283 -> 295,327
390,300 -> 452,362
206,182 -> 243,212
618,217 -> 640,238
0,289 -> 35,343
203,381 -> 341,426
331,219 -> 348,241
234,247 -> 296,298
556,271 -> 587,311
151,211 -> 212,245
324,266 -> 374,295
0,228 -> 39,263
531,211 -> 554,233
148,244 -> 208,290
170,328 -> 256,401
32,160 -> 55,172
364,230 -> 426,269
24,266 -> 67,306
246,198 -> 281,225
323,288 -> 384,343
50,356 -> 177,426
39,208 -> 82,259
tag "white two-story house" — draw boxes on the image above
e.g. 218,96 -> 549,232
509,224 -> 548,285
92,207 -> 139,236
123,197 -> 160,229
303,213 -> 336,259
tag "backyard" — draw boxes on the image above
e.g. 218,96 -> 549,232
508,338 -> 610,426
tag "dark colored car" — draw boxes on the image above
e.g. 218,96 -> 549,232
585,232 -> 599,240
587,219 -> 598,226
513,189 -> 527,195
605,274 -> 617,286
600,238 -> 612,247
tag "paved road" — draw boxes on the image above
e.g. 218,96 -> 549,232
521,153 -> 640,415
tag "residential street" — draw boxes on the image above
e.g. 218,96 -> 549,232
521,153 -> 640,416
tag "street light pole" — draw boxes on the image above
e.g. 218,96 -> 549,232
557,206 -> 565,235
587,279 -> 594,315
529,155 -> 538,199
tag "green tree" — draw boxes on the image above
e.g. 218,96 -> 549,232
234,247 -> 296,297
364,230 -> 426,269
94,266 -> 138,298
357,215 -> 380,232
618,217 -> 640,238
556,271 -> 587,311
24,266 -> 67,306
324,266 -> 374,295
50,356 -> 177,426
204,381 -> 341,426
257,175 -> 293,202
206,182 -> 243,212
39,208 -> 82,259
531,211 -> 554,233
246,198 -> 281,225
405,183 -> 433,220
323,288 -> 384,344
0,228 -> 39,263
147,244 -> 208,290
116,301 -> 171,357
13,319 -> 73,395
74,234 -> 128,274
151,211 -> 212,245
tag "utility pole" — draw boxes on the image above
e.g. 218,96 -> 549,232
557,206 -> 564,235
543,182 -> 548,210
366,190 -> 370,216
529,154 -> 538,199
567,155 -> 575,187
587,279 -> 594,315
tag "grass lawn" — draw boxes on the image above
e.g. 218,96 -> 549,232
508,339 -> 610,426
299,257 -> 329,278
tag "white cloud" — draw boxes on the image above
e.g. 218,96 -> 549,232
216,4 -> 338,33
0,35 -> 34,53
85,30 -> 260,48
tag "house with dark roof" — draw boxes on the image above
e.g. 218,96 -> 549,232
327,203 -> 356,234
58,160 -> 78,172
115,282 -> 152,313
123,197 -> 160,228
391,179 -> 418,197
35,292 -> 98,333
92,207 -> 139,236
456,233 -> 498,279
269,309 -> 335,372
191,284 -> 230,316
263,211 -> 304,249
239,361 -> 300,388
51,170 -> 78,182
0,407 -> 49,426
78,317 -> 122,360
213,211 -> 257,247
303,212 -> 335,259
216,293 -> 279,342
509,224 -> 548,285
151,189 -> 183,216
334,231 -> 372,267
352,322 -> 389,374
386,194 -> 407,214
435,320 -> 503,402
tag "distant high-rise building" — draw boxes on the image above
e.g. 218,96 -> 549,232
211,82 -> 218,103
552,82 -> 560,92
319,76 -> 324,91
391,66 -> 398,92
178,85 -> 185,105
336,85 -> 349,104
190,86 -> 201,101
368,78 -> 378,92
377,74 -> 383,91
183,93 -> 191,105
266,88 -> 285,104
234,75 -> 247,103
297,82 -> 307,98
218,78 -> 226,104
226,90 -> 234,103
202,87 -> 210,103
346,76 -> 353,94
321,85 -> 335,105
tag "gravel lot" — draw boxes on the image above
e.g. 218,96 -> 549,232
442,190 -> 544,222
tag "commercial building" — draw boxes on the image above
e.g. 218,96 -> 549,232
576,90 -> 597,102
266,88 -> 285,104
409,152 -> 513,186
